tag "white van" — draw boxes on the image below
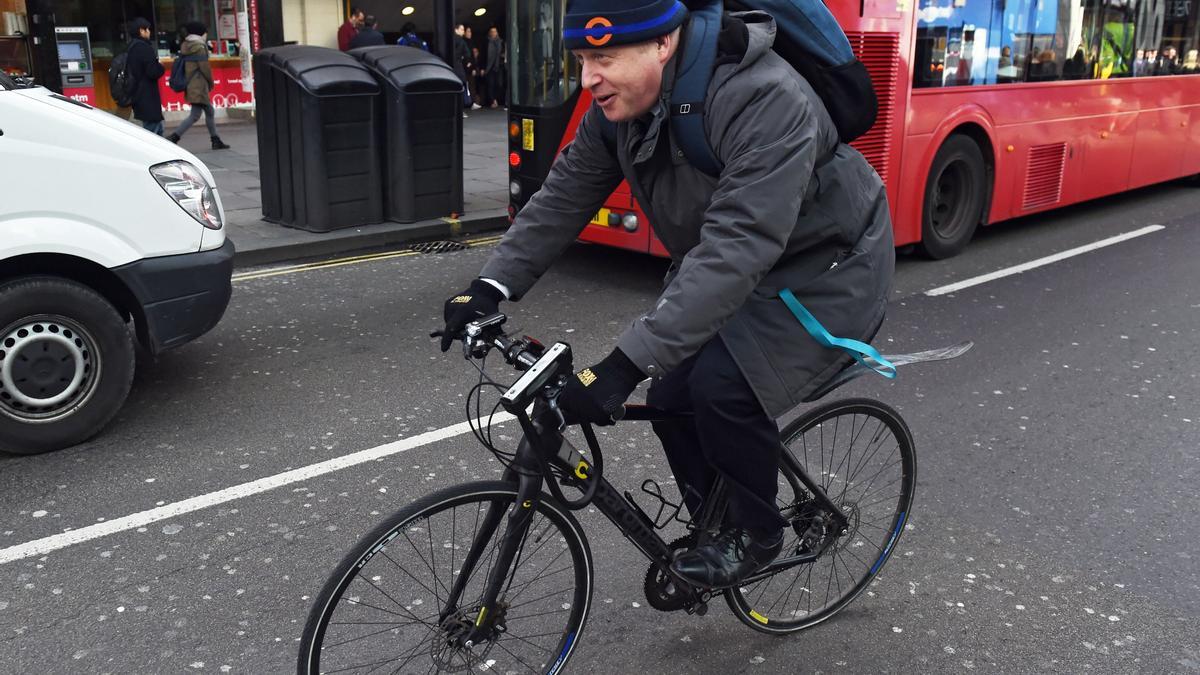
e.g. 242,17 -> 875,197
0,72 -> 233,454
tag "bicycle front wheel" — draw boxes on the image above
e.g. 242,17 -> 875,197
299,481 -> 594,674
725,398 -> 916,633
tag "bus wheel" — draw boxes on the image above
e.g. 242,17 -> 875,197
919,135 -> 988,259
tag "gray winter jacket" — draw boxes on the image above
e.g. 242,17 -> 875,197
480,12 -> 894,417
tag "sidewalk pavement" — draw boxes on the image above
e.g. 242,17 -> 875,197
174,109 -> 512,268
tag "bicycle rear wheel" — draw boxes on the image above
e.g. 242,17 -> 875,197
725,398 -> 916,633
299,481 -> 593,674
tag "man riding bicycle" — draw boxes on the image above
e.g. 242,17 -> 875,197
441,0 -> 894,588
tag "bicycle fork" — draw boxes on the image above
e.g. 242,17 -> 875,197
441,447 -> 544,646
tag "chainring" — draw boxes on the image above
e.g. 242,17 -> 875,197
643,535 -> 702,612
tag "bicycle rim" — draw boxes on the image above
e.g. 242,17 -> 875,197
299,481 -> 593,674
725,399 -> 916,633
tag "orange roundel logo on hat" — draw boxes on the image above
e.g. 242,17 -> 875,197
585,16 -> 613,46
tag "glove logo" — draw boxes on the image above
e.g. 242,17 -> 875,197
577,368 -> 598,386
451,295 -> 472,304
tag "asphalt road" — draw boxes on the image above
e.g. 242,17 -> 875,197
2,181 -> 1199,674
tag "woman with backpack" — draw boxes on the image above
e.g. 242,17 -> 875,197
166,22 -> 230,149
122,18 -> 165,135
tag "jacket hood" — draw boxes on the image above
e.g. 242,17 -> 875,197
722,11 -> 776,74
181,35 -> 207,55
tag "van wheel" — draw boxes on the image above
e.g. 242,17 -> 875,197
919,135 -> 988,259
0,277 -> 135,455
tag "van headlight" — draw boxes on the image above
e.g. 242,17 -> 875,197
150,161 -> 223,230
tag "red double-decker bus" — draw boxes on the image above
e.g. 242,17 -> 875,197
506,0 -> 1200,258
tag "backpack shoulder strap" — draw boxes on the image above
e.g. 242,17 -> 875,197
669,0 -> 724,177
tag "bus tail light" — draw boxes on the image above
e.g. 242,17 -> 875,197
509,152 -> 522,168
621,213 -> 639,232
510,180 -> 522,198
509,121 -> 520,137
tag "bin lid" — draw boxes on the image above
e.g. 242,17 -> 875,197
256,45 -> 379,96
350,46 -> 464,93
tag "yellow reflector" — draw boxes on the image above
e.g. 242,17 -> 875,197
522,118 -> 535,151
749,610 -> 769,624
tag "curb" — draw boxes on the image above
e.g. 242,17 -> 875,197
231,210 -> 510,269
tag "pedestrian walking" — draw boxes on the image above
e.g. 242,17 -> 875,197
484,26 -> 504,108
166,23 -> 230,150
348,15 -> 384,49
338,6 -> 364,51
124,17 -> 165,136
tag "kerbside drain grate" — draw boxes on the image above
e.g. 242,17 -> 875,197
409,241 -> 468,254
412,240 -> 468,253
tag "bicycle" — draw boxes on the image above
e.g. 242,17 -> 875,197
299,313 -> 971,674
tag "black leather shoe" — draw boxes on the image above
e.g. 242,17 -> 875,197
670,526 -> 784,588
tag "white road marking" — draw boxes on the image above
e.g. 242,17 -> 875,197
0,412 -> 515,565
924,225 -> 1165,297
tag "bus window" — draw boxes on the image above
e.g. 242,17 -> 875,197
509,0 -> 578,107
912,0 -> 1153,86
1131,0 -> 1200,76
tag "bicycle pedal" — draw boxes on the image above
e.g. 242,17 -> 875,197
687,601 -> 708,617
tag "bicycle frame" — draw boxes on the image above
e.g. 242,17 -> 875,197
441,401 -> 851,643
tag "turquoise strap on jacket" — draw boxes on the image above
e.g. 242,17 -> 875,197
778,288 -> 896,379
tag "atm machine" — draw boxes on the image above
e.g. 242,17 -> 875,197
54,26 -> 94,104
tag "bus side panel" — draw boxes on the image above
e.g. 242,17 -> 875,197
1188,104 -> 1200,176
833,4 -> 916,251
1128,105 -> 1187,190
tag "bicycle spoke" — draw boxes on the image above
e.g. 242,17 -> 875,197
504,605 -> 572,622
505,585 -> 577,612
378,551 -> 443,605
490,638 -> 543,674
504,548 -> 570,605
323,615 -> 439,649
342,596 -> 418,621
427,520 -> 441,608
401,529 -> 452,599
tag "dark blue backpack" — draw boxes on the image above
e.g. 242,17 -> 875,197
672,0 -> 878,176
168,53 -> 203,93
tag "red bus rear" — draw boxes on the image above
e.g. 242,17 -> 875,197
506,0 -> 1200,258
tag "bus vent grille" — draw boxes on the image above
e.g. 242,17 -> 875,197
1023,143 -> 1067,210
847,32 -> 901,185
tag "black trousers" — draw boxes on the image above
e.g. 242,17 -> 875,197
646,338 -> 787,532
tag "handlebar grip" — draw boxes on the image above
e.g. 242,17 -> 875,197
607,405 -> 627,424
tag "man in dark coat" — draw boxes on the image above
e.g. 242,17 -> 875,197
348,15 -> 385,49
125,18 -> 165,135
484,26 -> 504,107
440,0 -> 894,586
452,23 -> 478,114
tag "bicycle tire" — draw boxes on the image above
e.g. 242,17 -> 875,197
724,398 -> 916,634
299,481 -> 594,674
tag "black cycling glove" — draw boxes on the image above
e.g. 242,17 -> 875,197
441,279 -> 505,351
558,348 -> 645,425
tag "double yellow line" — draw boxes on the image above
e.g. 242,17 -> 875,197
232,234 -> 504,282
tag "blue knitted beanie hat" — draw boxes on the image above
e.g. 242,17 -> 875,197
563,0 -> 689,51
